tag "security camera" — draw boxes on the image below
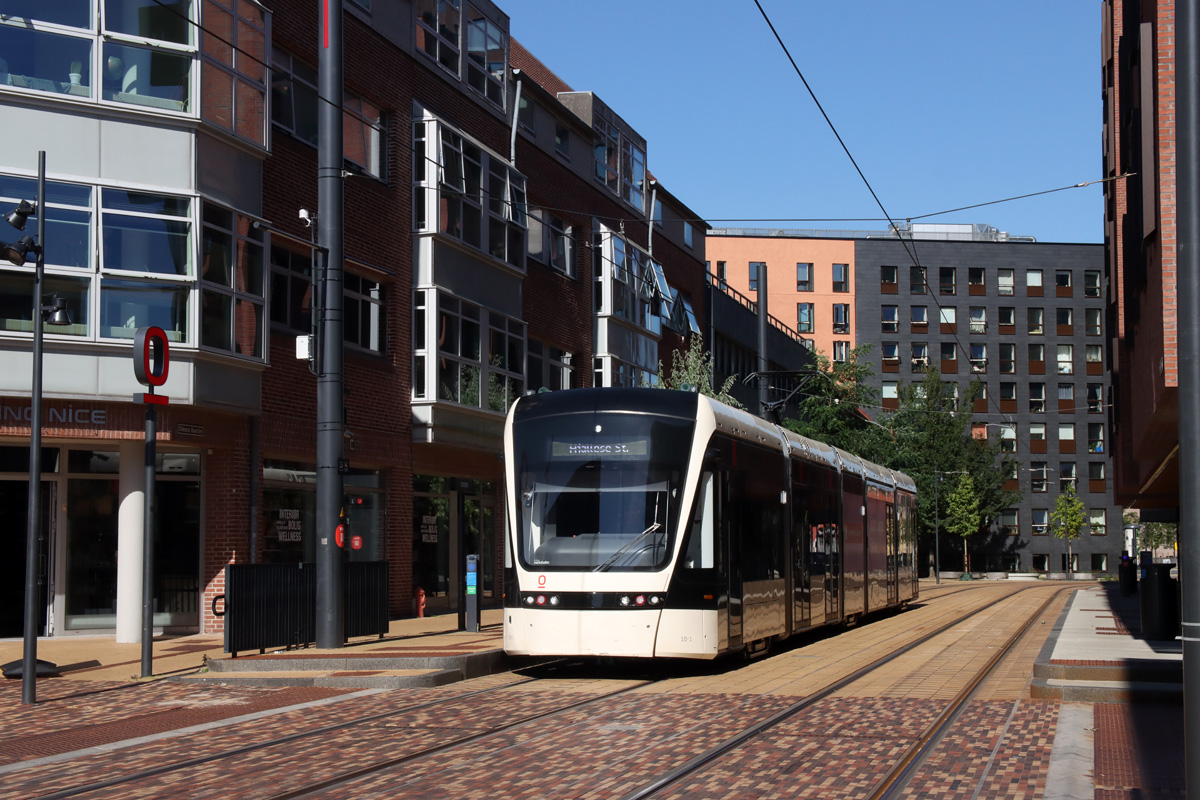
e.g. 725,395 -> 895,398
299,208 -> 313,227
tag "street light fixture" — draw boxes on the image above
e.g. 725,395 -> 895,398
8,152 -> 72,705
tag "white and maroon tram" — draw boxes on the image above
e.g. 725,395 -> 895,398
502,388 -> 918,659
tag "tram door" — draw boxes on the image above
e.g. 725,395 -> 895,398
721,471 -> 743,648
824,522 -> 840,621
886,502 -> 899,606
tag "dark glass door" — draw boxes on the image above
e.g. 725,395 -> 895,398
0,480 -> 53,638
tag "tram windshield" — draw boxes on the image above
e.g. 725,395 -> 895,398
512,412 -> 693,571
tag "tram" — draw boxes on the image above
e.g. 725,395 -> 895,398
502,387 -> 918,659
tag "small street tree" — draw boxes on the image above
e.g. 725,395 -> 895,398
944,472 -> 981,573
652,333 -> 742,408
1050,484 -> 1087,574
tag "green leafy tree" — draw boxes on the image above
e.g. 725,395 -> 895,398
1122,511 -> 1178,553
1050,484 -> 1087,573
652,333 -> 742,408
782,344 -> 889,460
944,472 -> 981,573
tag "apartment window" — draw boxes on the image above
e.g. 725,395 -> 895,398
423,292 -> 524,411
1057,307 -> 1073,328
717,261 -> 727,287
1032,509 -> 1049,536
941,342 -> 957,362
832,263 -> 850,293
997,268 -> 1014,296
911,305 -> 928,328
1056,270 -> 1072,289
833,340 -> 849,362
882,381 -> 899,402
274,49 -> 385,178
880,304 -> 897,333
1000,382 -> 1017,402
1085,307 -> 1101,336
269,245 -> 313,335
998,306 -> 1015,327
910,266 -> 927,294
527,339 -> 573,392
344,270 -> 385,353
832,303 -> 850,333
1059,421 -> 1076,446
911,342 -> 929,370
200,0 -> 269,148
593,118 -> 620,195
969,306 -> 986,334
1089,461 -> 1106,481
1059,462 -> 1077,493
999,343 -> 1015,374
621,138 -> 646,211
943,381 -> 959,402
1030,382 -> 1046,413
465,5 -> 507,108
526,208 -> 575,277
1086,344 -> 1103,368
969,343 -> 987,373
416,0 -> 461,74
940,306 -> 957,328
1030,462 -> 1049,492
797,302 -> 814,333
939,266 -> 956,295
201,204 -> 265,357
880,265 -> 897,290
999,510 -> 1018,536
1084,270 -> 1101,298
968,267 -> 985,290
1027,269 -> 1043,291
882,342 -> 900,363
749,262 -> 762,292
1088,423 -> 1105,453
555,122 -> 570,158
1087,383 -> 1103,412
999,423 -> 1016,452
1057,344 -> 1074,374
1027,307 -> 1043,335
1089,509 -> 1107,536
1030,422 -> 1046,441
797,262 -> 813,292
1028,343 -> 1045,364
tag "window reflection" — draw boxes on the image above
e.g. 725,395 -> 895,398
0,25 -> 93,98
100,278 -> 189,341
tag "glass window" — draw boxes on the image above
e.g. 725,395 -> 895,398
941,342 -> 957,361
200,204 -> 264,358
832,303 -> 849,333
1087,383 -> 1103,412
1032,509 -> 1049,535
997,269 -> 1014,295
1031,462 -> 1049,492
1086,307 -> 1101,335
939,266 -> 956,294
969,306 -> 986,333
969,343 -> 987,373
1059,382 -> 1074,401
1086,344 -> 1103,365
1089,461 -> 1105,480
999,424 -> 1016,452
911,305 -> 927,326
1060,462 -> 1077,493
620,138 -> 646,211
797,303 -> 813,333
1028,307 -> 1043,334
343,95 -> 385,179
1029,382 -> 1045,413
99,277 -> 189,342
998,306 -> 1015,326
1089,509 -> 1107,535
527,339 -> 573,392
749,262 -> 762,292
882,381 -> 898,399
940,306 -> 957,325
1056,270 -> 1072,288
910,266 -> 926,294
1000,343 -> 1015,374
200,0 -> 268,148
416,0 -> 461,74
832,340 -> 848,362
1000,382 -> 1016,401
882,342 -> 899,362
797,262 -> 812,292
0,23 -> 95,100
593,117 -> 619,194
880,265 -> 896,288
832,263 -> 849,292
1057,307 -> 1073,327
1057,344 -> 1074,374
344,270 -> 385,353
1088,423 -> 1105,453
555,121 -> 569,158
911,342 -> 928,369
1027,269 -> 1043,288
968,267 -> 985,288
880,304 -> 897,332
1030,422 -> 1046,440
269,245 -> 312,334
466,4 -> 506,107
1084,270 -> 1101,298
999,509 -> 1018,535
1028,343 -> 1045,363
527,208 -> 574,277
1059,422 -> 1075,442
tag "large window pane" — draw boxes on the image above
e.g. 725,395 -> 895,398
105,0 -> 193,45
102,41 -> 190,112
0,24 -> 94,98
100,278 -> 189,341
0,271 -> 91,336
0,0 -> 91,28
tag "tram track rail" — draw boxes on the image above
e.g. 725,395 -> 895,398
617,584 -> 1069,800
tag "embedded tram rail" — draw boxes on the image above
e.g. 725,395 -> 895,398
2,580 -> 1159,799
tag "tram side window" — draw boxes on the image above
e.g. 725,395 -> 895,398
684,472 -> 715,569
731,445 -> 785,581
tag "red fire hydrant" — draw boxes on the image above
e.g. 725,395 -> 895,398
414,587 -> 426,618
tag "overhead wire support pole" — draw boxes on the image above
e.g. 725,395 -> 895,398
1175,1 -> 1200,794
316,0 -> 345,649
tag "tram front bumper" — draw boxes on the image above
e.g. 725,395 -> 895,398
503,607 -> 661,658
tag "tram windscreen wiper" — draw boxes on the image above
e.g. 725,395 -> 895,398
592,492 -> 663,572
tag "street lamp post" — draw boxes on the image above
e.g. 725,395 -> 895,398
4,152 -> 70,704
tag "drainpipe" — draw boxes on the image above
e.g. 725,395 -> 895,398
510,70 -> 523,166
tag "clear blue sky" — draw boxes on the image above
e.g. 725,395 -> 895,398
507,1 -> 1103,244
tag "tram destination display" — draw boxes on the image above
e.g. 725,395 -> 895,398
550,437 -> 649,459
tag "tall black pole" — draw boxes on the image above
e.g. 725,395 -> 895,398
316,0 -> 345,648
1174,1 -> 1199,792
933,474 -> 940,585
141,405 -> 156,677
21,151 -> 46,705
757,263 -> 769,416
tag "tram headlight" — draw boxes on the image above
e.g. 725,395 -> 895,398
649,595 -> 661,605
549,595 -> 560,606
620,596 -> 631,606
524,595 -> 535,605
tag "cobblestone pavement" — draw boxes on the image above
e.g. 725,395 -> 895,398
0,582 -> 1185,799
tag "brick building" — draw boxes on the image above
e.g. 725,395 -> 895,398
1101,0 -> 1180,514
0,0 -> 710,639
707,226 -> 1121,575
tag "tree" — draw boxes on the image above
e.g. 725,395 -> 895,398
1050,484 -> 1087,573
652,333 -> 742,408
944,472 -> 982,573
782,344 -> 889,460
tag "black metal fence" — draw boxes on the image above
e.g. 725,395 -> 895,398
216,561 -> 389,657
